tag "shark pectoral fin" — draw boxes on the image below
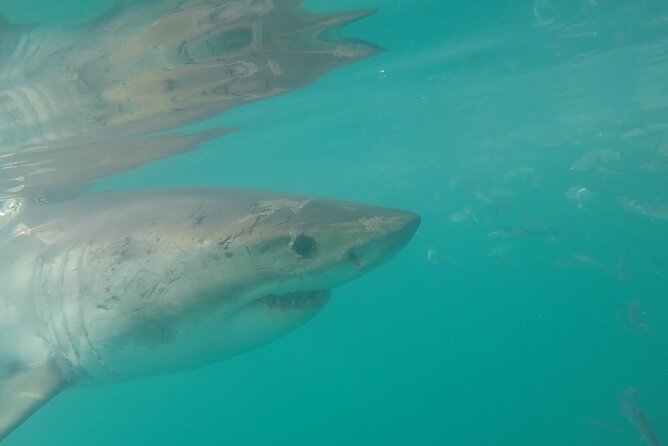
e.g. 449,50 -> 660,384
0,360 -> 69,442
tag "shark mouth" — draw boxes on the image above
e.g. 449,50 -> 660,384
259,290 -> 330,310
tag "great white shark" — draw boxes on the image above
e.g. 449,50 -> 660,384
0,189 -> 419,440
0,0 -> 414,442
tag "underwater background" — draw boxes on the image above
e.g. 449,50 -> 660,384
2,0 -> 667,444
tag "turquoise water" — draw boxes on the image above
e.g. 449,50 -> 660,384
2,0 -> 667,445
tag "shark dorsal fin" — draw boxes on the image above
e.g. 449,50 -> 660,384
0,360 -> 70,441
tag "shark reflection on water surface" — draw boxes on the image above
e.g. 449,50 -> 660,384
0,0 -> 420,442
0,0 -> 380,199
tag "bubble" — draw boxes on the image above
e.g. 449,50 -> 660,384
0,198 -> 23,230
566,186 -> 593,208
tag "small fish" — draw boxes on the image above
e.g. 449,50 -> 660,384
619,388 -> 660,446
621,128 -> 649,140
425,249 -> 457,266
474,189 -> 512,213
487,246 -> 515,265
573,253 -> 608,270
487,227 -> 555,238
626,299 -> 653,334
621,124 -> 668,140
580,417 -> 626,435
449,207 -> 478,224
504,166 -> 536,177
619,196 -> 668,220
555,253 -> 609,272
474,190 -> 494,206
570,149 -> 620,171
639,161 -> 668,174
616,250 -> 629,283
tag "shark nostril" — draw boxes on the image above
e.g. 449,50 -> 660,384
292,234 -> 317,257
345,249 -> 362,271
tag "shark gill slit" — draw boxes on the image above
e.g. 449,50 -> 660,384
58,248 -> 81,365
0,95 -> 20,146
34,256 -> 66,362
74,244 -> 110,373
25,84 -> 62,141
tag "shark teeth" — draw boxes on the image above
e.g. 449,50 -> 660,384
259,290 -> 330,309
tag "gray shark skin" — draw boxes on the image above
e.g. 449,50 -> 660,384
0,0 -> 380,200
0,188 -> 419,441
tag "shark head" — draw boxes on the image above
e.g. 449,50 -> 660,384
76,0 -> 381,130
220,193 -> 420,299
4,189 -> 418,382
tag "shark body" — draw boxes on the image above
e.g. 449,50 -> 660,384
0,188 -> 419,440
0,1 -> 416,442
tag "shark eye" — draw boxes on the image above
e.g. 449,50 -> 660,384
292,234 -> 317,257
208,27 -> 253,53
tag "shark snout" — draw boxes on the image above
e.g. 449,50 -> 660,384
393,210 -> 421,249
378,210 -> 420,250
346,209 -> 420,272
